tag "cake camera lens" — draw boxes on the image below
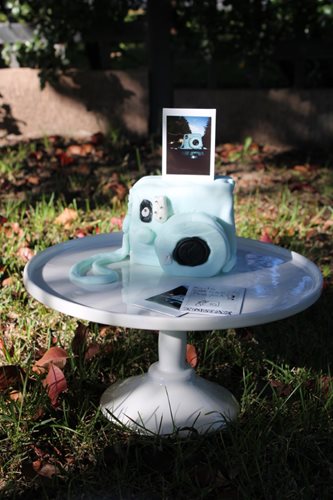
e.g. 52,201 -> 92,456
173,237 -> 210,267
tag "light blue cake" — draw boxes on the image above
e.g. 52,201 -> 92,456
70,175 -> 236,284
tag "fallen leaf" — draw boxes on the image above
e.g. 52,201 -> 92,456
323,219 -> 333,231
4,221 -> 24,239
269,379 -> 292,396
74,228 -> 87,238
260,229 -> 274,243
65,455 -> 75,465
290,182 -> 316,193
318,375 -> 333,397
47,135 -> 60,144
306,228 -> 317,240
110,215 -> 124,231
28,149 -> 44,162
186,344 -> 198,368
9,390 -> 22,401
17,246 -> 35,262
71,322 -> 89,356
2,276 -> 14,287
66,143 -> 95,157
0,365 -> 24,391
0,215 -> 8,226
54,208 -> 78,227
81,143 -> 95,155
57,151 -> 75,167
99,326 -> 108,337
27,175 -> 41,185
84,341 -> 101,361
322,279 -> 330,290
32,406 -> 45,420
66,144 -> 83,156
51,444 -> 62,456
69,163 -> 91,175
286,226 -> 296,236
33,346 -> 68,374
293,164 -> 311,173
29,444 -> 45,462
106,182 -> 128,201
32,460 -> 42,472
42,363 -> 67,406
35,462 -> 60,478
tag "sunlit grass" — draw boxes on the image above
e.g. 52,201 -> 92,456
0,138 -> 332,498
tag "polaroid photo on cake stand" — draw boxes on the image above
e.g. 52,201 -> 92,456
133,285 -> 189,317
162,108 -> 216,180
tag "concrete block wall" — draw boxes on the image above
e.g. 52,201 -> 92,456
175,88 -> 333,149
0,68 -> 148,144
1,68 -> 333,149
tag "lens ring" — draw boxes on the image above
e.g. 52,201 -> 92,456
173,237 -> 210,266
154,213 -> 231,278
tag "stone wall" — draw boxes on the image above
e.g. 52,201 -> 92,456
175,88 -> 333,149
0,68 -> 148,144
1,68 -> 333,149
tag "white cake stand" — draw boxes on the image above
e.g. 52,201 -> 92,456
24,233 -> 322,435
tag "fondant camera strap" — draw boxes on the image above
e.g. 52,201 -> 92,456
69,233 -> 130,285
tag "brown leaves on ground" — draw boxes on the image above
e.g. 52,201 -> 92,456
0,365 -> 25,391
33,346 -> 68,407
42,364 -> 67,407
101,172 -> 128,202
269,378 -> 293,397
0,364 -> 25,403
269,375 -> 333,400
54,207 -> 78,227
0,346 -> 69,407
33,346 -> 68,373
0,218 -> 34,273
25,443 -> 65,480
110,215 -> 125,231
0,323 -> 111,413
0,132 -> 138,206
16,245 -> 35,263
32,461 -> 60,478
186,344 -> 198,368
1,219 -> 25,239
71,322 -> 102,361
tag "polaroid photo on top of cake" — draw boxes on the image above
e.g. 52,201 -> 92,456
162,108 -> 216,179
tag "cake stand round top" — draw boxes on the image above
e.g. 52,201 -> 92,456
23,233 -> 323,331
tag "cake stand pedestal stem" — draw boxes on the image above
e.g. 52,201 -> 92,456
157,330 -> 187,372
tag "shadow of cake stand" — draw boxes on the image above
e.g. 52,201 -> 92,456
24,233 -> 323,436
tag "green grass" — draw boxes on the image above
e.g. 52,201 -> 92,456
0,138 -> 332,498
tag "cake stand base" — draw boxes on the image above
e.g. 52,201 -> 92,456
100,330 -> 239,436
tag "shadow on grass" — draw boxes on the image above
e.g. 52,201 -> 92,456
251,292 -> 333,373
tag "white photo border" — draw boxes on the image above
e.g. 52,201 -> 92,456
162,108 -> 216,180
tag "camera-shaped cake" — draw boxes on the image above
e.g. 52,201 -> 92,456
125,175 -> 236,278
180,133 -> 204,150
70,175 -> 237,284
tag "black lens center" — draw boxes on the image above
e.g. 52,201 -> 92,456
173,237 -> 210,267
